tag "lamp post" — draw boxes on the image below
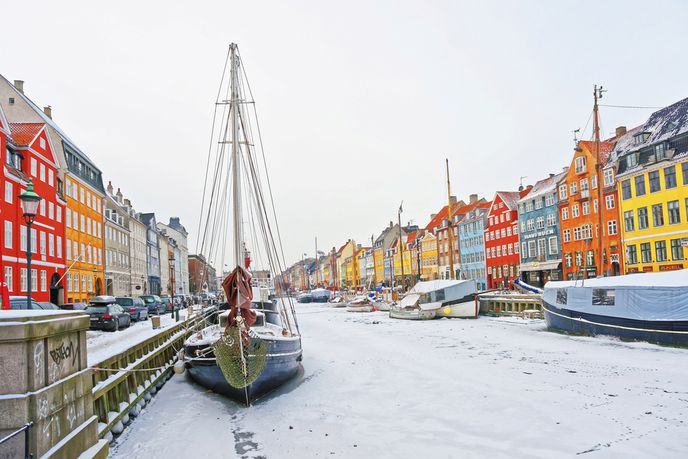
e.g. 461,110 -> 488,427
19,181 -> 42,307
169,255 -> 176,320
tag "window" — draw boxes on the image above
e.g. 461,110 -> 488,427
521,242 -> 527,256
582,201 -> 590,215
559,184 -> 567,200
668,200 -> 681,224
586,250 -> 595,267
563,229 -> 571,242
39,200 -> 45,217
73,241 -> 78,260
624,211 -> 634,232
20,268 -> 27,292
30,229 -> 37,254
49,234 -> 54,256
4,181 -> 12,203
548,236 -> 558,255
528,240 -> 536,257
39,232 -> 46,255
561,207 -> 569,220
67,274 -> 72,292
605,195 -> 615,209
48,170 -> 54,186
638,207 -> 649,230
39,164 -> 46,182
684,162 -> 688,185
4,267 -> 12,292
640,242 -> 652,263
545,193 -> 555,207
665,166 -> 677,189
30,158 -> 37,176
671,239 -> 684,261
3,221 -> 11,249
82,275 -> 87,292
570,181 -> 578,195
20,226 -> 27,251
546,213 -> 556,227
57,206 -> 61,223
31,269 -> 37,292
633,175 -> 646,197
652,204 -> 664,227
572,204 -> 580,218
73,211 -> 78,229
591,175 -> 598,189
575,156 -> 586,174
536,217 -> 545,229
627,245 -> 638,264
40,270 -> 46,292
649,170 -> 661,193
607,220 -> 617,235
580,178 -> 589,195
593,199 -> 598,213
603,169 -> 614,186
655,240 -> 667,262
593,289 -> 615,306
73,274 -> 79,292
48,202 -> 54,220
80,187 -> 85,203
80,215 -> 85,232
565,253 -> 572,268
627,151 -> 639,166
537,238 -> 546,257
621,180 -> 632,200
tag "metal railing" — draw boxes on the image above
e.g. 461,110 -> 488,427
90,308 -> 213,439
0,422 -> 33,459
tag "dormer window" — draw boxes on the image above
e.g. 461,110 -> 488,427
655,143 -> 666,160
633,132 -> 650,145
574,156 -> 586,174
626,152 -> 639,168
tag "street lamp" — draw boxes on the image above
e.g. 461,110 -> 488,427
19,181 -> 42,308
169,255 -> 177,321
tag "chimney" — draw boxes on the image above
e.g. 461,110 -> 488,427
449,195 -> 457,205
389,221 -> 393,228
518,185 -> 524,191
43,106 -> 52,119
469,193 -> 478,203
107,181 -> 114,194
549,173 -> 555,178
116,187 -> 123,201
430,213 -> 437,220
615,126 -> 627,137
124,198 -> 131,207
14,80 -> 24,94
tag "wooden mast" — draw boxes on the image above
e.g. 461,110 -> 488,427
446,159 -> 455,280
593,85 -> 605,277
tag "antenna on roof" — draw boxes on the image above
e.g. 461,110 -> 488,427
519,176 -> 527,191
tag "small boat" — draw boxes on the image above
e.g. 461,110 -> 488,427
310,288 -> 331,303
297,292 -> 313,303
345,295 -> 375,312
543,269 -> 688,346
373,300 -> 393,312
390,279 -> 478,320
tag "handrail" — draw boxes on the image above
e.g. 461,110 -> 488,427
0,422 -> 33,459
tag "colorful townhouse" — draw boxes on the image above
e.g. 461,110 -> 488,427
337,239 -> 357,289
373,222 -> 402,287
458,200 -> 491,290
419,230 -> 438,280
517,170 -> 568,286
485,188 -> 530,289
435,197 -> 463,280
558,138 -> 623,280
139,213 -> 162,295
0,77 -> 106,303
1,103 -> 68,303
614,98 -> 688,273
392,225 -> 417,288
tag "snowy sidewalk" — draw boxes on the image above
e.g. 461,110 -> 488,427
110,303 -> 688,458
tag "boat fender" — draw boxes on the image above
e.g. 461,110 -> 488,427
443,307 -> 452,315
177,349 -> 185,360
174,360 -> 186,374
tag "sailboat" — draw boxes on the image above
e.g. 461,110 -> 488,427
182,44 -> 302,405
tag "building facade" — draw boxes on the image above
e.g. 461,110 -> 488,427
1,119 -> 67,303
559,140 -> 623,279
458,202 -> 490,291
140,213 -> 161,295
157,217 -> 189,295
485,190 -> 529,289
615,99 -> 688,274
104,184 -> 132,297
517,171 -> 567,287
419,231 -> 438,280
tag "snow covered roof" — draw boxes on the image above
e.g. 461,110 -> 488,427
518,170 -> 567,203
545,269 -> 687,289
408,279 -> 471,293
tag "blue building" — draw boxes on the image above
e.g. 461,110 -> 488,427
458,201 -> 490,291
516,171 -> 567,287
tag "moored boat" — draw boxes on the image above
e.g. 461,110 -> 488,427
310,288 -> 331,303
542,269 -> 688,346
390,279 -> 478,320
345,295 -> 375,312
297,292 -> 313,303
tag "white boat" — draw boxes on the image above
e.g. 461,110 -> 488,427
345,295 -> 375,313
390,279 -> 477,320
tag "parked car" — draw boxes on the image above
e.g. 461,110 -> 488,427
115,296 -> 149,321
9,296 -> 51,310
139,295 -> 165,315
61,302 -> 88,310
85,296 -> 131,331
37,301 -> 60,310
159,294 -> 178,313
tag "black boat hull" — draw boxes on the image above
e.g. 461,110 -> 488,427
543,301 -> 688,346
185,337 -> 302,404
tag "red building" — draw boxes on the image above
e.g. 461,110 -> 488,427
1,119 -> 67,304
485,188 -> 531,289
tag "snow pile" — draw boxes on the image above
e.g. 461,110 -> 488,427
110,301 -> 688,458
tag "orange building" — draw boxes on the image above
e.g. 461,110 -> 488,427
558,139 -> 624,279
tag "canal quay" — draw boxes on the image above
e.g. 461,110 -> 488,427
104,300 -> 688,459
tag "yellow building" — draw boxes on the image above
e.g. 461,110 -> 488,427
420,232 -> 439,280
64,161 -> 106,303
615,112 -> 688,274
337,239 -> 357,288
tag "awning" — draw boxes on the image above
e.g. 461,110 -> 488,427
520,260 -> 561,272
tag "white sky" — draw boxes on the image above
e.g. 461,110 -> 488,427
2,0 -> 687,268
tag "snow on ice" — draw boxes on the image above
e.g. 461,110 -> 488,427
109,301 -> 688,458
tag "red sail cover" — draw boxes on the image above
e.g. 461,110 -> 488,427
222,266 -> 257,328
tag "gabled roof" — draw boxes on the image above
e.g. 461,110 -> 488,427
425,204 -> 450,231
577,140 -> 616,166
8,122 -> 44,146
617,97 -> 688,154
496,191 -> 523,211
519,170 -> 568,203
0,103 -> 9,136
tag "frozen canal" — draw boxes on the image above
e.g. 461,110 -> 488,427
110,302 -> 688,458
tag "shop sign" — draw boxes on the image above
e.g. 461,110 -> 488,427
659,264 -> 683,272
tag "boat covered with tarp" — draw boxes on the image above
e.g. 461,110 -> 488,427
310,288 -> 331,303
543,269 -> 688,346
390,279 -> 477,320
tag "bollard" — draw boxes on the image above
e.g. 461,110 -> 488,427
151,316 -> 161,329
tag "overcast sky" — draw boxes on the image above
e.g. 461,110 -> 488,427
3,0 -> 687,268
